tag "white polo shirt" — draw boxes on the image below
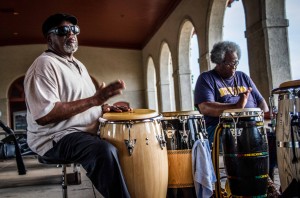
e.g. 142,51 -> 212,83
24,51 -> 102,155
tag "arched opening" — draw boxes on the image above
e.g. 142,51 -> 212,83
178,20 -> 197,111
223,1 -> 249,75
159,42 -> 175,112
7,75 -> 100,131
206,0 -> 228,70
8,76 -> 26,130
190,29 -> 200,110
146,57 -> 158,111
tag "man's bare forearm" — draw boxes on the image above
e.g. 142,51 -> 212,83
36,80 -> 125,126
198,102 -> 238,117
36,96 -> 100,126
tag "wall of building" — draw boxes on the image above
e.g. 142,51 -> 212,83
142,0 -> 291,111
0,0 -> 292,128
142,0 -> 211,111
0,44 -> 144,126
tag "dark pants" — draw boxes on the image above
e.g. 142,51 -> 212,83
207,125 -> 223,153
43,132 -> 131,198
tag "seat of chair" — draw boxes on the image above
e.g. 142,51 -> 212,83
38,155 -> 73,165
37,155 -> 82,197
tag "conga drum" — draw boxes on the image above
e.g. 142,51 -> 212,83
99,109 -> 168,198
220,108 -> 269,197
161,111 -> 207,198
271,80 -> 300,194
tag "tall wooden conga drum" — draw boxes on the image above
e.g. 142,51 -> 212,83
161,111 -> 207,198
99,109 -> 168,198
271,80 -> 300,195
220,108 -> 269,197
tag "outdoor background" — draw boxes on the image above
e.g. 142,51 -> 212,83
190,0 -> 299,91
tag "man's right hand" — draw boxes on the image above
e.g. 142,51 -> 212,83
93,80 -> 125,106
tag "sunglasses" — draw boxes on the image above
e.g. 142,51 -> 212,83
48,25 -> 80,37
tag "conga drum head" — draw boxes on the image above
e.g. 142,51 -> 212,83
221,108 -> 263,118
272,80 -> 300,94
279,79 -> 300,89
102,108 -> 158,121
162,110 -> 202,117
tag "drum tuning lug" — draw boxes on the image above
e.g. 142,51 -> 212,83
124,139 -> 136,156
156,135 -> 166,149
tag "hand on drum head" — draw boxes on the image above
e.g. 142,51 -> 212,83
236,87 -> 252,108
102,103 -> 133,113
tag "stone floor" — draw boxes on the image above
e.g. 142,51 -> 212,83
0,155 -> 103,198
0,155 -> 280,198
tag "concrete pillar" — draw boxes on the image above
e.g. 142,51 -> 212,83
159,80 -> 174,112
0,98 -> 9,138
244,0 -> 291,103
199,52 -> 211,72
146,89 -> 158,111
176,68 -> 194,111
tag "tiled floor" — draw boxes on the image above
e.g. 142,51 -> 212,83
0,155 -> 280,198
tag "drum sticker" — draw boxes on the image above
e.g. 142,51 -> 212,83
179,130 -> 190,146
166,129 -> 175,139
229,128 -> 242,136
279,113 -> 283,126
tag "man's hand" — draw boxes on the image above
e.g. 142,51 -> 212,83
102,103 -> 132,113
93,80 -> 125,106
236,87 -> 252,108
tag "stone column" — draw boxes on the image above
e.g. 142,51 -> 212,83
244,0 -> 291,103
199,51 -> 211,72
176,68 -> 194,111
159,80 -> 175,112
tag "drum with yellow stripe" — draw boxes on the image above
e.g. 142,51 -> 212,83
99,109 -> 168,198
220,108 -> 268,197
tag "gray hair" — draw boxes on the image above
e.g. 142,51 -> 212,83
210,41 -> 241,64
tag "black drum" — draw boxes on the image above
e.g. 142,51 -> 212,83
161,111 -> 207,198
220,108 -> 269,197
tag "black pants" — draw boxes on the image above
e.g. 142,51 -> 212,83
43,132 -> 131,198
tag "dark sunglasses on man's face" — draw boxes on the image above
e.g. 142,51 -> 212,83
48,25 -> 80,37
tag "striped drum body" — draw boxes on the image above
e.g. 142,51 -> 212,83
220,108 -> 269,197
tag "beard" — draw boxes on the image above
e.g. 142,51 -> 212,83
63,41 -> 78,53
